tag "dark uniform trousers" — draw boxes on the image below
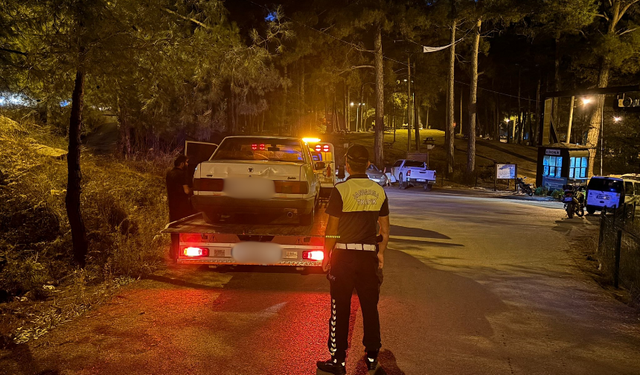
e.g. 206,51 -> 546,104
327,248 -> 383,361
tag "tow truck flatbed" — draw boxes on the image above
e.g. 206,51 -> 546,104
162,208 -> 327,268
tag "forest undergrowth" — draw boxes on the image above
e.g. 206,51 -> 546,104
0,115 -> 172,347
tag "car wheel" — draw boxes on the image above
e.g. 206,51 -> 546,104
424,184 -> 432,192
399,173 -> 406,189
587,207 -> 596,215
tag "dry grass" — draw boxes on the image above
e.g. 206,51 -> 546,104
0,115 -> 170,345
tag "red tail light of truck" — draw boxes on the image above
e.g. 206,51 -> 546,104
183,247 -> 209,257
302,250 -> 324,261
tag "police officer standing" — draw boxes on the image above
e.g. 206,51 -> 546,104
317,145 -> 390,375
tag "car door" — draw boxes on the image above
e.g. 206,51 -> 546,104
391,160 -> 403,179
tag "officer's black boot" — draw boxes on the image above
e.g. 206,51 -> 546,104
365,350 -> 379,371
316,357 -> 346,375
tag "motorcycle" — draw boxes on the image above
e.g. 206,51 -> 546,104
563,185 -> 585,218
516,177 -> 534,196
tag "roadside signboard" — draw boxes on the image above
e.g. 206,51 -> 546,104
496,163 -> 517,180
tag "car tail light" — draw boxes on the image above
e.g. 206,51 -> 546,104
193,178 -> 224,191
274,181 -> 309,194
323,145 -> 330,152
252,143 -> 266,150
315,145 -> 322,152
183,247 -> 209,257
407,170 -> 412,176
302,250 -> 324,261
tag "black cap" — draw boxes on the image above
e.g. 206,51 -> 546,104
346,144 -> 369,163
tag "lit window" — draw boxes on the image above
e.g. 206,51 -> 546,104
569,157 -> 587,179
543,156 -> 562,177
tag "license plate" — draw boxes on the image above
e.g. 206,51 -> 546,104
283,251 -> 298,259
213,249 -> 226,257
232,242 -> 282,264
563,197 -> 573,202
417,179 -> 426,182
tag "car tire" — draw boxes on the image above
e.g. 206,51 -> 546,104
424,184 -> 432,192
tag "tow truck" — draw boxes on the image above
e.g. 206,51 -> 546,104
162,210 -> 327,271
162,137 -> 331,271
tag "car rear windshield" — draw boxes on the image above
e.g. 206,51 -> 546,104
404,160 -> 425,168
588,178 -> 623,193
212,138 -> 305,163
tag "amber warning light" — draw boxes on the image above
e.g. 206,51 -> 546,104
302,250 -> 324,261
183,247 -> 209,257
302,137 -> 321,143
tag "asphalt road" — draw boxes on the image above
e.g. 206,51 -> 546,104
2,188 -> 640,375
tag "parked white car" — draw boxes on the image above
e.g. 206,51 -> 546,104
390,159 -> 436,191
191,136 -> 320,224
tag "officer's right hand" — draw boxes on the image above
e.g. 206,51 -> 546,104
377,253 -> 384,270
322,254 -> 331,272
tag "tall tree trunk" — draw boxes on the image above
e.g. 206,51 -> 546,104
585,0 -> 628,176
586,61 -> 610,176
527,94 -> 532,145
459,86 -> 463,135
282,66 -> 288,135
535,74 -> 541,145
67,70 -> 89,267
359,85 -> 365,132
346,84 -> 350,132
446,19 -> 457,174
117,101 -> 131,158
407,56 -> 412,152
518,67 -> 523,144
494,93 -> 500,141
414,74 -> 420,152
298,61 -> 306,133
229,81 -> 236,134
467,18 -> 481,174
374,24 -> 385,166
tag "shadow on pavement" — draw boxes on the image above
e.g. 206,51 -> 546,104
390,237 -> 464,248
390,225 -> 450,240
351,350 -> 405,375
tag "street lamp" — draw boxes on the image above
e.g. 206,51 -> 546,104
582,97 -> 593,105
614,116 -> 622,123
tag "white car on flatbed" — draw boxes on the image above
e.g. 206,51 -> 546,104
390,159 -> 436,191
191,136 -> 320,224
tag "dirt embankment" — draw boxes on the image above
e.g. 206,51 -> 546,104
0,115 -> 172,347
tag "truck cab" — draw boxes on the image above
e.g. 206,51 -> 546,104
306,141 -> 336,197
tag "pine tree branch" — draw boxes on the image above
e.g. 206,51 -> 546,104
618,27 -> 638,35
620,0 -> 640,23
0,47 -> 27,56
162,7 -> 211,30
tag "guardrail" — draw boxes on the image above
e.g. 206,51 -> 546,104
598,204 -> 640,296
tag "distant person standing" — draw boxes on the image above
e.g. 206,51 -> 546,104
166,154 -> 193,259
317,144 -> 390,375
